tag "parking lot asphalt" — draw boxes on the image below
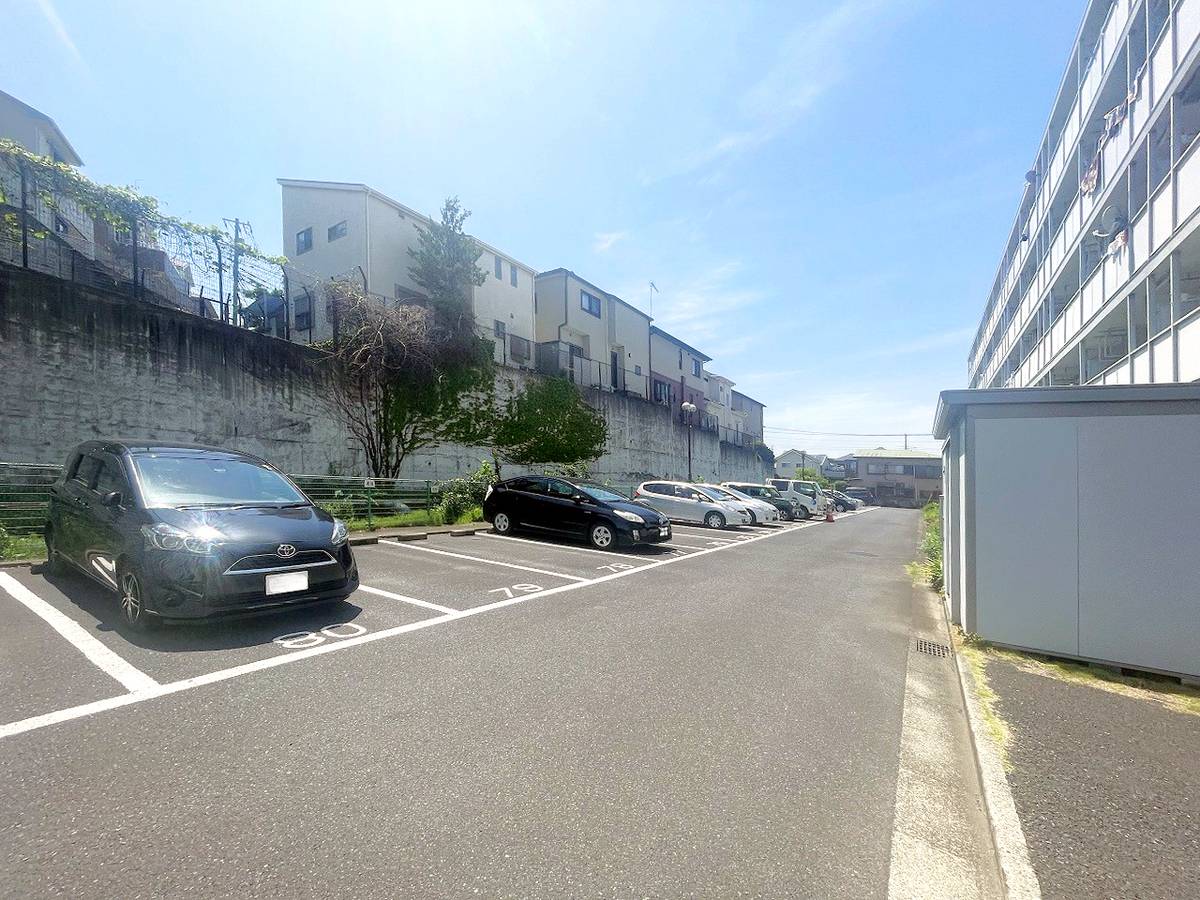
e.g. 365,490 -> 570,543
0,507 -> 962,897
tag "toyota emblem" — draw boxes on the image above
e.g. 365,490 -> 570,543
276,544 -> 297,559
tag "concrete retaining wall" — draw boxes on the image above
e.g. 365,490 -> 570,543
0,264 -> 769,486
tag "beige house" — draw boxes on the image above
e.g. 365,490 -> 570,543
278,179 -> 537,368
844,449 -> 942,506
533,268 -> 652,398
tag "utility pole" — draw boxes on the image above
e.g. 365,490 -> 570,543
231,218 -> 241,325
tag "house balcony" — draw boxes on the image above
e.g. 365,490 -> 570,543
534,341 -> 649,399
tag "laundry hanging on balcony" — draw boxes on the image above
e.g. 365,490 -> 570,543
1102,100 -> 1128,140
1081,155 -> 1101,195
1106,228 -> 1128,259
1127,61 -> 1147,106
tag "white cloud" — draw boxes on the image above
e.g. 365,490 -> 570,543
33,0 -> 86,68
659,0 -> 913,181
592,231 -> 627,253
650,261 -> 764,361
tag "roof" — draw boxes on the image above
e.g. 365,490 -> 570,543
72,440 -> 263,457
932,384 -> 1200,438
0,90 -> 83,165
649,326 -> 711,362
277,178 -> 537,273
731,389 -> 765,408
536,268 -> 653,321
850,448 -> 942,460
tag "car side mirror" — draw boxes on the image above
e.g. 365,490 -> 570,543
101,490 -> 122,507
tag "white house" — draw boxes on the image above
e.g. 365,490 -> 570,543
278,179 -> 537,368
0,89 -> 94,262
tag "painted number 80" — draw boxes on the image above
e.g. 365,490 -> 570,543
273,622 -> 367,650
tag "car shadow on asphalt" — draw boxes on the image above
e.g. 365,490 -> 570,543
34,565 -> 365,654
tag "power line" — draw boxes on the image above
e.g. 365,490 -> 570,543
763,427 -> 936,437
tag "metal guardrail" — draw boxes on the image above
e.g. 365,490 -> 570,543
0,462 -> 441,535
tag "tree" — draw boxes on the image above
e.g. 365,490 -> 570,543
324,198 -> 496,477
485,376 -> 608,478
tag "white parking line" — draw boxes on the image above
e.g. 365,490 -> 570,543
378,539 -> 588,582
357,585 -> 459,615
0,510 -> 880,741
0,571 -> 159,693
477,532 -> 661,563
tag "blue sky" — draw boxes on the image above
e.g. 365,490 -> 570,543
10,0 -> 1084,456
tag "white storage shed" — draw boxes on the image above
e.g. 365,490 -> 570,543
933,385 -> 1200,681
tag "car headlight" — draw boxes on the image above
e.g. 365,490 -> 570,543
141,522 -> 221,555
331,519 -> 349,546
614,509 -> 645,523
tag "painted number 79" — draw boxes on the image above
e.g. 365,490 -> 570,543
488,583 -> 542,599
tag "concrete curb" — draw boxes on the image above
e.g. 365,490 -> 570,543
939,603 -> 1042,900
0,558 -> 42,569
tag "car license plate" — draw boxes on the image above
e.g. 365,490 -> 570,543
266,570 -> 308,595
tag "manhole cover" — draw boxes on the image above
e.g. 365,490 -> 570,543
916,638 -> 952,658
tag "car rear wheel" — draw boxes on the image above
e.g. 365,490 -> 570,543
118,568 -> 157,632
589,522 -> 615,549
492,512 -> 512,535
43,527 -> 64,574
704,511 -> 726,529
799,508 -> 812,520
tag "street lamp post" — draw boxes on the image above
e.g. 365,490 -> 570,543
681,401 -> 697,481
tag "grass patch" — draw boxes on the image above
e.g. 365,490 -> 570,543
953,629 -> 1014,770
345,506 -> 483,532
0,532 -> 45,562
909,501 -> 943,591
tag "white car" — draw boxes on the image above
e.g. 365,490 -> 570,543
699,484 -> 779,525
768,479 -> 822,519
633,481 -> 752,528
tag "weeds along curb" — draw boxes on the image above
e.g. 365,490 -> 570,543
942,607 -> 1042,899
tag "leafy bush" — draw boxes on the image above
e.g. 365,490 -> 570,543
436,461 -> 494,522
0,523 -> 11,557
919,502 -> 943,591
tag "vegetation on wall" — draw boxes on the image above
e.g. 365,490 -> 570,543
484,376 -> 608,479
324,198 -> 496,478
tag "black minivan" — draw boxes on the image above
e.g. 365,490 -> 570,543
483,476 -> 671,549
45,442 -> 358,629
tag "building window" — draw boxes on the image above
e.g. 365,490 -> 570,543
327,221 -> 347,242
510,264 -> 518,287
867,463 -> 885,475
678,350 -> 683,369
634,365 -> 642,375
581,290 -> 602,317
54,214 -> 70,236
692,359 -> 702,377
494,255 -> 503,279
296,227 -> 313,255
653,380 -> 671,402
494,319 -> 506,338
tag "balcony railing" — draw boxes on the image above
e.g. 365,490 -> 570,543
534,341 -> 649,399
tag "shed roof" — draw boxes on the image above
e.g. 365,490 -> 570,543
932,384 -> 1200,439
851,448 -> 942,460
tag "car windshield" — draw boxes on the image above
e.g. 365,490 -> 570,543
132,454 -> 309,508
580,484 -> 629,502
696,486 -> 730,502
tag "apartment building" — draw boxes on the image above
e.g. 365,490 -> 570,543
649,325 -> 710,410
844,449 -> 942,506
970,0 -> 1200,389
533,268 -> 652,398
730,390 -> 766,446
278,179 -> 537,368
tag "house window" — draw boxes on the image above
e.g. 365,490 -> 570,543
296,227 -> 313,255
653,380 -> 671,402
327,220 -> 347,242
678,350 -> 683,369
692,359 -> 702,377
634,365 -> 642,375
581,290 -> 602,317
510,264 -> 518,287
54,215 -> 70,236
867,463 -> 885,475
494,319 -> 506,338
494,255 -> 503,279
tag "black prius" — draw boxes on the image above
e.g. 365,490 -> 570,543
482,477 -> 671,549
44,441 -> 358,630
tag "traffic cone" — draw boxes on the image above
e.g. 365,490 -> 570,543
825,505 -> 835,523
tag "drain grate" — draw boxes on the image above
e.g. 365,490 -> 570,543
916,638 -> 953,658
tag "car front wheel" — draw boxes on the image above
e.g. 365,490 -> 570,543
589,522 -> 615,549
704,511 -> 726,529
492,512 -> 512,535
118,567 -> 157,632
